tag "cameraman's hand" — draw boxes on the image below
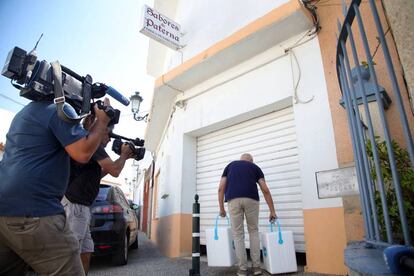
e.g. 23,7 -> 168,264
94,98 -> 111,126
120,143 -> 135,159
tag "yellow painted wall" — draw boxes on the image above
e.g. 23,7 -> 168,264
304,207 -> 348,275
150,213 -> 192,257
342,196 -> 365,243
316,0 -> 414,165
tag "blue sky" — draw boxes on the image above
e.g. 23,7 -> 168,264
0,0 -> 154,114
0,0 -> 155,188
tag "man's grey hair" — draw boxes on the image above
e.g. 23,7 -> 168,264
240,153 -> 253,162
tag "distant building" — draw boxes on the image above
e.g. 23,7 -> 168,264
100,178 -> 122,187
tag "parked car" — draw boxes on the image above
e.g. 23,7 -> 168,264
90,184 -> 139,265
128,199 -> 141,229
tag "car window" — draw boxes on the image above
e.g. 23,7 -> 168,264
96,186 -> 111,201
113,188 -> 124,207
120,192 -> 129,206
116,188 -> 130,208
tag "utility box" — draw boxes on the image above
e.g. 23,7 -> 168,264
260,222 -> 297,274
205,217 -> 236,267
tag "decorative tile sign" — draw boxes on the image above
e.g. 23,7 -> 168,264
316,166 -> 359,199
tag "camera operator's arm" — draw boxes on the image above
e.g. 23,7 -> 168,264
65,104 -> 111,163
99,144 -> 134,177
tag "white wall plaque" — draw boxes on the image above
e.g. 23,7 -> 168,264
316,166 -> 359,199
140,5 -> 183,50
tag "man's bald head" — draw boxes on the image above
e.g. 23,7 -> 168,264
240,153 -> 253,162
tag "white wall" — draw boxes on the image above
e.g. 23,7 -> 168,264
133,169 -> 146,205
290,40 -> 341,209
156,0 -> 289,74
153,32 -> 341,218
153,110 -> 185,217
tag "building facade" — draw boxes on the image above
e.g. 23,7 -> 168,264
141,0 -> 413,274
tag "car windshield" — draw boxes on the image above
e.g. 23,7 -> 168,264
96,186 -> 111,201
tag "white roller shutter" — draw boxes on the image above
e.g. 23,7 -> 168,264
196,107 -> 305,252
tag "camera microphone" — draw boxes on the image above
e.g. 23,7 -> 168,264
105,86 -> 130,106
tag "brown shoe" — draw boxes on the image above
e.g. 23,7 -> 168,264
252,267 -> 262,275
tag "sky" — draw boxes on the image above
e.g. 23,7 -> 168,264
0,0 -> 155,196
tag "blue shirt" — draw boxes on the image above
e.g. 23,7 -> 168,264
0,102 -> 88,217
222,160 -> 264,202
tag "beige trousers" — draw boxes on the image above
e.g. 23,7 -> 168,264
0,215 -> 85,276
228,197 -> 260,270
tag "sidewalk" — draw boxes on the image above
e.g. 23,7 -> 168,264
89,232 -> 329,276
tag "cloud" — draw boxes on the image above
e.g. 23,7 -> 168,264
0,108 -> 16,143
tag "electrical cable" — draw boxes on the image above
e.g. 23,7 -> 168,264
371,26 -> 391,60
300,0 -> 321,35
176,29 -> 318,107
289,48 -> 315,104
0,93 -> 25,107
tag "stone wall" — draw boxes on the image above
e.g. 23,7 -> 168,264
383,0 -> 414,114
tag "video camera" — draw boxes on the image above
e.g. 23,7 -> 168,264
110,132 -> 146,161
1,38 -> 130,122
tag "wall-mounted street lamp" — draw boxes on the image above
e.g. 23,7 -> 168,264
130,91 -> 148,122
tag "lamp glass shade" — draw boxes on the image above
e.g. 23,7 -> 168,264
130,92 -> 143,113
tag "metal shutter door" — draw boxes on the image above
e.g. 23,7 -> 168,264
196,107 -> 305,252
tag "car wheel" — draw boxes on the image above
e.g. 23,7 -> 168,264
112,232 -> 128,266
130,233 -> 138,250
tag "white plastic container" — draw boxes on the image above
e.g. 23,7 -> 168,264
205,216 -> 236,267
260,220 -> 297,274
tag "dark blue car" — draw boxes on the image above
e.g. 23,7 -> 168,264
90,184 -> 139,265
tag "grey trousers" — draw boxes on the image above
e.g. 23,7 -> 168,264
228,197 -> 260,270
0,215 -> 85,276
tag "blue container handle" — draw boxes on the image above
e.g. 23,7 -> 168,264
214,215 -> 230,240
270,219 -> 284,245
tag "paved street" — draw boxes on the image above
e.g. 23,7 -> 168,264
89,232 -> 328,276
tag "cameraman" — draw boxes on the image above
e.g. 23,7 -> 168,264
0,99 -> 112,276
62,110 -> 134,275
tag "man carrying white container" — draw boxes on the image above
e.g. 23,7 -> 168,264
218,153 -> 277,276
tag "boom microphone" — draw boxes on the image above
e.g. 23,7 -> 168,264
106,86 -> 130,106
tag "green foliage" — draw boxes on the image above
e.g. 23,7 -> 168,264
366,138 -> 414,243
361,60 -> 377,69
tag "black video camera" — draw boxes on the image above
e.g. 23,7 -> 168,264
93,100 -> 120,126
1,43 -> 130,122
110,132 -> 146,161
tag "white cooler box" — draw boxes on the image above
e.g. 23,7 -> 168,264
205,216 -> 236,267
260,220 -> 297,274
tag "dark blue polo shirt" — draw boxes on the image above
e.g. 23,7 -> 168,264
222,160 -> 264,202
0,101 -> 88,217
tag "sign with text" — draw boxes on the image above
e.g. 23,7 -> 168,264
316,166 -> 359,199
140,5 -> 183,50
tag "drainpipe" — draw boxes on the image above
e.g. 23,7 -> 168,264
148,156 -> 155,239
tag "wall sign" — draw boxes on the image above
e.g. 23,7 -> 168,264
140,5 -> 183,50
316,166 -> 359,199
